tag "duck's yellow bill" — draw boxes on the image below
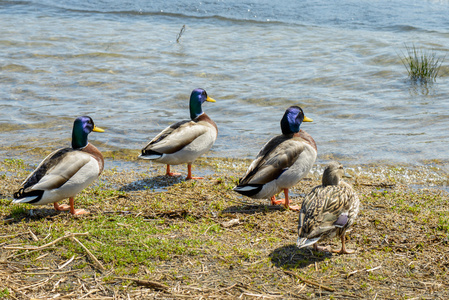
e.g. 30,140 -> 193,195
206,96 -> 216,103
303,116 -> 313,122
93,125 -> 105,133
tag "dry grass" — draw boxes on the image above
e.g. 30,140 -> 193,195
1,157 -> 449,299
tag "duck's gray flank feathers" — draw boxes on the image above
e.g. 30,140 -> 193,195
19,148 -> 73,191
238,135 -> 306,186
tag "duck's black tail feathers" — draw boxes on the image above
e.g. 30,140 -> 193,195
233,184 -> 263,197
139,149 -> 163,160
13,188 -> 44,204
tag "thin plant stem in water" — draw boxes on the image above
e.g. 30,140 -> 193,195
176,25 -> 186,43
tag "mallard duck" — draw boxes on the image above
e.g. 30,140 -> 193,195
297,161 -> 360,254
139,88 -> 217,180
12,116 -> 104,215
233,106 -> 317,210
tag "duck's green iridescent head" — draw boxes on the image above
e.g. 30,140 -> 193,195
280,106 -> 313,135
71,116 -> 104,149
189,88 -> 216,120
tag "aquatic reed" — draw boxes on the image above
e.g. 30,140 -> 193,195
176,25 -> 186,43
400,44 -> 445,83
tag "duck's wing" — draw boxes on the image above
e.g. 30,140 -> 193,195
238,136 -> 306,185
141,120 -> 209,155
299,184 -> 357,240
19,148 -> 92,193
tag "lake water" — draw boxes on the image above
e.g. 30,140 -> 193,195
1,0 -> 449,170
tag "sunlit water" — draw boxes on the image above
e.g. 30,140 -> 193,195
1,0 -> 449,172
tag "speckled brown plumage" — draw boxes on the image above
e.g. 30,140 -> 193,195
297,161 -> 360,254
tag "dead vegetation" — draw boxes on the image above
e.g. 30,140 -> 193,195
1,157 -> 449,299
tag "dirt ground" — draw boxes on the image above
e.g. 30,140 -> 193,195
1,157 -> 449,299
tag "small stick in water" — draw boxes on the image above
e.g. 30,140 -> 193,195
176,25 -> 186,43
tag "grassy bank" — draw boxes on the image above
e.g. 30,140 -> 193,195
1,157 -> 449,299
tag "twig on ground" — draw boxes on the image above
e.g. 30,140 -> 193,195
346,265 -> 382,278
71,236 -> 105,271
58,255 -> 75,269
115,277 -> 169,291
17,274 -> 56,291
217,283 -> 238,292
0,232 -> 28,239
283,270 -> 335,292
3,232 -> 89,250
79,288 -> 100,299
24,270 -> 80,275
28,229 -> 38,241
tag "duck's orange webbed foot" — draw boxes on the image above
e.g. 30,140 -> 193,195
186,175 -> 204,180
54,202 -> 70,211
270,189 -> 299,210
313,244 -> 333,252
69,197 -> 89,215
332,248 -> 355,254
332,235 -> 355,254
186,164 -> 203,180
166,165 -> 181,177
286,204 -> 300,211
71,208 -> 90,215
270,195 -> 282,205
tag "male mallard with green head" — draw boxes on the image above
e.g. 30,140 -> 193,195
139,88 -> 218,180
233,106 -> 317,210
13,116 -> 104,215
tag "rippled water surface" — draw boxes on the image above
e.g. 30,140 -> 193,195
1,0 -> 449,168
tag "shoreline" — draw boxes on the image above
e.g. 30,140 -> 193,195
2,138 -> 449,171
1,156 -> 449,299
2,146 -> 449,192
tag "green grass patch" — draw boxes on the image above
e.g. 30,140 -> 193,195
0,288 -> 10,298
